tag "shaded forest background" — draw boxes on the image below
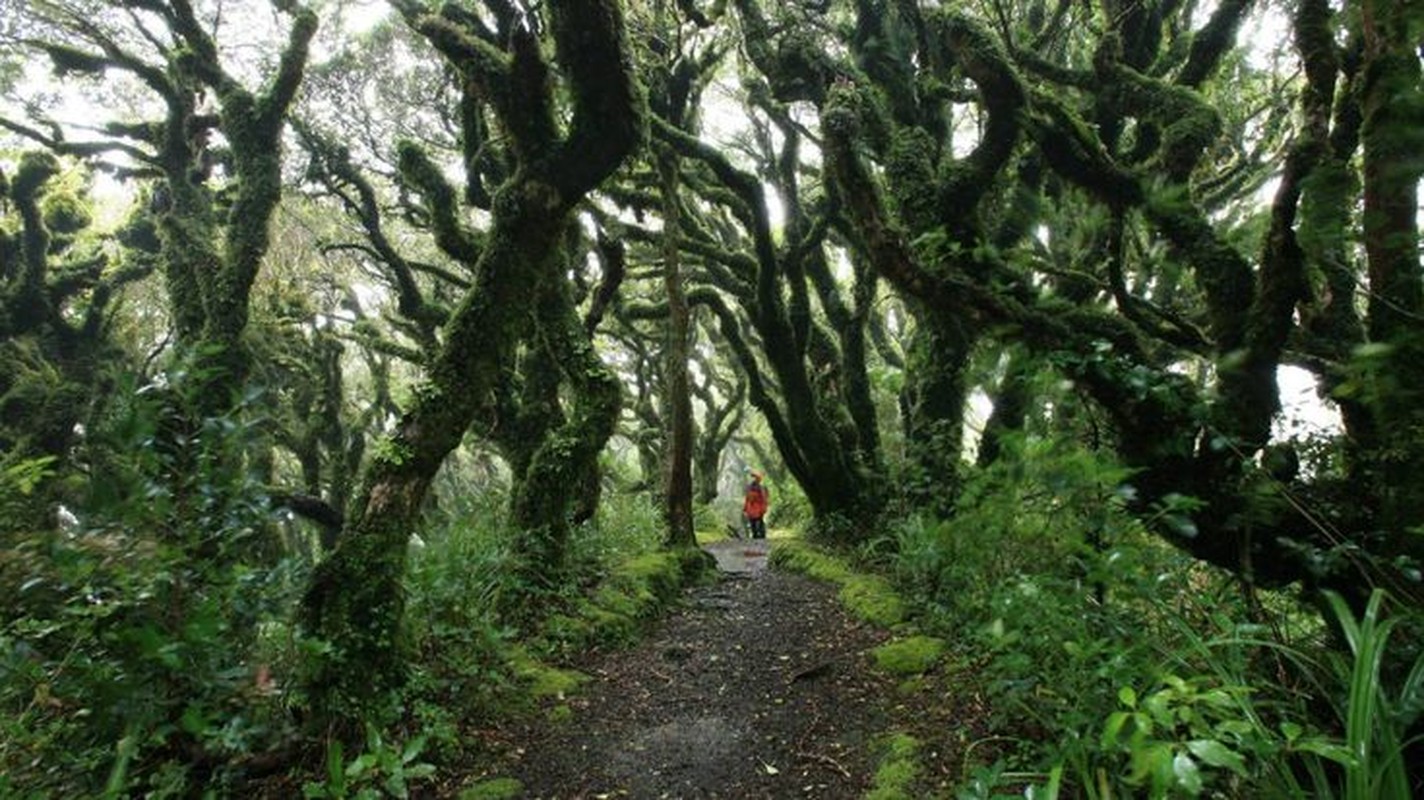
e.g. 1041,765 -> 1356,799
1,0 -> 1422,796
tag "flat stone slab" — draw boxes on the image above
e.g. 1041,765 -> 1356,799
701,538 -> 772,574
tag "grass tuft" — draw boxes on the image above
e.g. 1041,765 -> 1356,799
872,636 -> 947,675
458,777 -> 524,799
866,732 -> 922,800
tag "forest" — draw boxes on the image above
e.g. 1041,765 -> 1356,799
1,0 -> 1422,796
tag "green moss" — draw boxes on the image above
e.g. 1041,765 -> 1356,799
577,550 -> 707,646
459,777 -> 523,800
867,732 -> 921,800
527,665 -> 585,699
576,600 -> 636,643
768,541 -> 854,582
591,584 -> 645,618
540,612 -> 594,647
872,636 -> 947,676
886,129 -> 939,232
507,647 -> 586,700
614,551 -> 683,599
841,575 -> 906,627
525,548 -> 710,688
896,676 -> 928,695
606,548 -> 714,606
771,542 -> 908,626
546,704 -> 574,724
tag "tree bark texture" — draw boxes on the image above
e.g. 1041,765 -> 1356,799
659,152 -> 697,547
302,0 -> 644,717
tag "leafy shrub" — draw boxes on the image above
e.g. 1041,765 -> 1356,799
871,432 -> 1424,798
571,490 -> 666,572
302,724 -> 435,800
403,490 -> 523,752
1,370 -> 304,795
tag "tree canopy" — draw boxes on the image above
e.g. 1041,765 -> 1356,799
2,0 -> 1422,794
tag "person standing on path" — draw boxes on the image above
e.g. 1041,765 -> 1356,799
742,471 -> 769,539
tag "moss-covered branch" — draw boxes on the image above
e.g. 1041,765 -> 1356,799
730,0 -> 842,104
823,89 -> 953,311
5,153 -> 62,335
927,11 -> 1026,217
585,231 -> 628,333
0,117 -> 160,169
396,141 -> 484,265
1177,0 -> 1253,88
542,0 -> 648,201
687,286 -> 813,482
1022,91 -> 1144,208
1093,34 -> 1222,181
298,125 -> 448,348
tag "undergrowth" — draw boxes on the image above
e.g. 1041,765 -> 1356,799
0,374 -> 708,799
860,434 -> 1424,798
1,372 -> 307,797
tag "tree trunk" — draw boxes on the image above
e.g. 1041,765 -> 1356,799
1359,0 -> 1424,550
660,152 -> 697,547
902,310 -> 973,513
978,349 -> 1033,467
511,279 -> 623,584
301,0 -> 643,718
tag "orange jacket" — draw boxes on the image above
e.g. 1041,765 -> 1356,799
743,481 -> 768,519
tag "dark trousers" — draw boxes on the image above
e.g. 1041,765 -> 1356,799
747,516 -> 766,539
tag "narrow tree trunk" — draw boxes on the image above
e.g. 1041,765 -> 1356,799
660,152 -> 697,547
1360,0 -> 1424,547
903,310 -> 973,513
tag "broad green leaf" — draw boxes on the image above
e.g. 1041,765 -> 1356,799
1173,752 -> 1203,795
1101,711 -> 1131,748
1186,739 -> 1246,776
1293,738 -> 1357,766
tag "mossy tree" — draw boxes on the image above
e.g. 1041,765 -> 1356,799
647,97 -> 887,533
797,0 -> 1424,600
0,153 -> 152,525
605,303 -> 672,492
610,290 -> 748,508
5,0 -> 318,417
299,0 -> 646,719
241,205 -> 394,551
631,0 -> 729,546
659,145 -> 697,548
1355,0 -> 1424,554
690,337 -> 746,505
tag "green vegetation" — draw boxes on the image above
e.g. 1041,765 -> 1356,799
3,0 -> 1422,795
458,777 -> 524,800
860,434 -> 1424,798
771,542 -> 907,626
872,636 -> 947,676
867,732 -> 923,800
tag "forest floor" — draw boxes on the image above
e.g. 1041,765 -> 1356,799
459,538 -> 987,799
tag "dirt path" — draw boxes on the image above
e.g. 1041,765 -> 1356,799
484,541 -> 903,799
